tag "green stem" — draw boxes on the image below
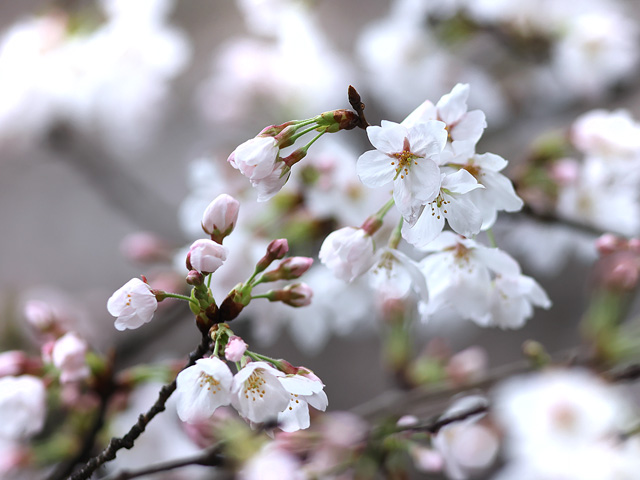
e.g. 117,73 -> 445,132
250,294 -> 270,301
375,197 -> 395,221
246,351 -> 279,365
207,273 -> 212,289
161,292 -> 199,307
485,228 -> 497,248
290,124 -> 324,143
388,217 -> 403,249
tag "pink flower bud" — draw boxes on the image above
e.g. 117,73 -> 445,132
595,233 -> 622,256
609,261 -> 639,290
52,332 -> 90,384
186,239 -> 228,274
628,238 -> 640,254
261,257 -> 314,282
278,283 -> 313,307
549,158 -> 580,185
201,194 -> 240,243
228,136 -> 280,181
225,336 -> 248,362
319,227 -> 376,282
256,239 -> 289,272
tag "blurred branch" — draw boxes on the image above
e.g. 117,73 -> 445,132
47,122 -> 188,245
70,333 -> 211,480
104,444 -> 224,480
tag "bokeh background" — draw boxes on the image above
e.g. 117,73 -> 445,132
2,0 -> 640,476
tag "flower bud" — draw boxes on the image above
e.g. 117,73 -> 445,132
186,269 -> 205,286
319,227 -> 376,282
201,194 -> 240,243
186,239 -> 228,275
256,239 -> 289,272
52,332 -> 89,384
268,283 -> 313,307
595,233 -> 623,256
120,232 -> 171,263
260,257 -> 314,282
225,336 -> 248,362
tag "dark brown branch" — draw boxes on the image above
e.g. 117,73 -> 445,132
70,333 -> 211,480
105,444 -> 224,480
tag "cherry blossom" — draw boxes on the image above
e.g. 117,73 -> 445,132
368,247 -> 428,302
401,170 -> 484,248
107,278 -> 158,331
228,136 -> 280,182
175,357 -> 233,424
0,375 -> 46,439
403,83 -> 487,150
231,361 -> 290,424
357,120 -> 447,224
319,227 -> 376,282
277,371 -> 328,432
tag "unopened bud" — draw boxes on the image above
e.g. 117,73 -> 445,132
609,261 -> 639,291
201,194 -> 240,244
186,270 -> 205,286
628,238 -> 640,254
186,239 -> 228,275
256,239 -> 289,272
258,121 -> 295,137
268,283 -> 313,307
317,109 -> 360,132
595,233 -> 623,256
225,336 -> 248,362
260,257 -> 314,282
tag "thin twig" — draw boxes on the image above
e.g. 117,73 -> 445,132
105,444 -> 224,480
70,334 -> 211,480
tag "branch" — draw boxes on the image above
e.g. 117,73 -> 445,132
348,86 -> 370,129
70,333 -> 211,480
104,444 -> 224,480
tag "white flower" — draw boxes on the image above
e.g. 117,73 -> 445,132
493,369 -> 635,472
0,375 -> 46,439
201,193 -> 240,239
228,136 -> 280,182
571,109 -> 640,159
402,170 -> 483,248
52,332 -> 90,383
107,278 -> 158,331
277,371 -> 328,432
480,274 -> 551,329
187,239 -> 228,274
368,247 -> 429,302
403,83 -> 487,150
251,161 -> 291,202
419,232 -> 542,328
433,396 -> 498,480
442,145 -> 523,229
231,362 -> 290,424
319,227 -> 376,282
238,443 -> 304,480
357,120 -> 447,224
175,357 -> 233,424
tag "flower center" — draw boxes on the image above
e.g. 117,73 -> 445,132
428,193 -> 450,219
390,138 -> 423,180
198,372 -> 222,394
243,372 -> 267,401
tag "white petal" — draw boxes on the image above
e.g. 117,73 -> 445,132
445,195 -> 483,237
437,83 -> 469,125
366,121 -> 406,154
473,246 -> 521,276
408,121 -> 447,157
357,150 -> 395,187
474,152 -> 507,172
402,206 -> 445,248
402,99 -> 436,127
442,169 -> 483,195
451,109 -> 486,144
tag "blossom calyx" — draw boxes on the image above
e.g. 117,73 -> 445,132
316,109 -> 360,133
219,286 -> 250,321
201,194 -> 240,244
